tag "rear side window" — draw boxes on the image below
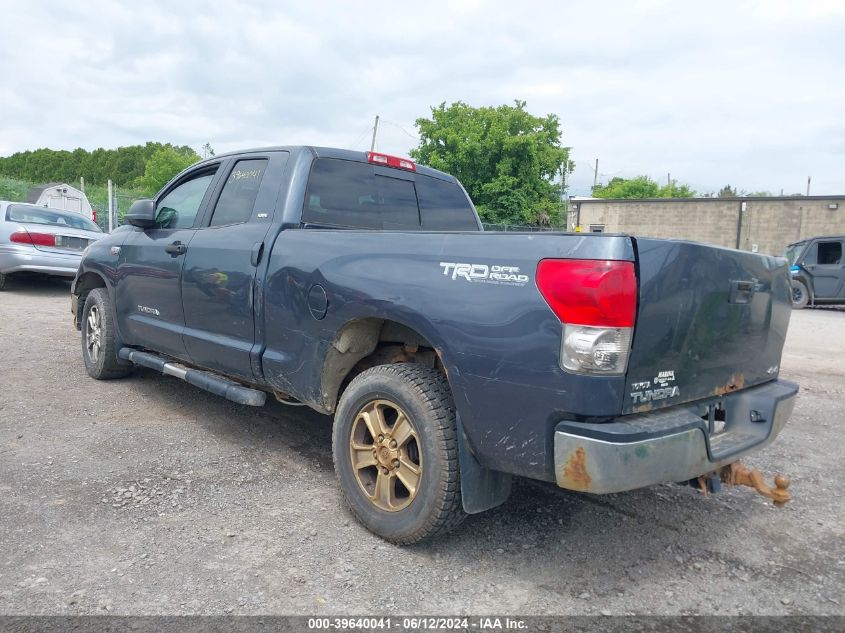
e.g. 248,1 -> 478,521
817,241 -> 843,265
303,159 -> 420,230
6,204 -> 101,232
417,176 -> 479,231
209,159 -> 268,227
803,241 -> 844,266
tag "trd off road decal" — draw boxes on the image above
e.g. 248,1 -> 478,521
439,262 -> 529,286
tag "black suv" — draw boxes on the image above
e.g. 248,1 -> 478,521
786,236 -> 845,308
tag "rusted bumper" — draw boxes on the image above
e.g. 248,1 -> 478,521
553,379 -> 798,494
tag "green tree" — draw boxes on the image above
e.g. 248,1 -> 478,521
410,100 -> 572,226
139,146 -> 200,194
592,176 -> 696,199
659,181 -> 696,198
718,184 -> 737,197
592,176 -> 660,199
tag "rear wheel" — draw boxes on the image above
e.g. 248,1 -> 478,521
81,288 -> 132,379
332,364 -> 465,544
791,279 -> 809,309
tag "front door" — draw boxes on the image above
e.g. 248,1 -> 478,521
181,151 -> 289,379
115,165 -> 220,359
803,239 -> 845,299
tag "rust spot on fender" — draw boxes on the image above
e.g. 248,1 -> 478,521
561,447 -> 592,491
714,372 -> 745,396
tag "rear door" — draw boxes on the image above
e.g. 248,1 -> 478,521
180,151 -> 289,379
623,238 -> 793,414
801,238 -> 845,299
115,164 -> 220,360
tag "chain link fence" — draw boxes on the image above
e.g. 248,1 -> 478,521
91,186 -> 142,233
481,222 -> 559,232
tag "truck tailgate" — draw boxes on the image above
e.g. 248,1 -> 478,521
624,238 -> 793,414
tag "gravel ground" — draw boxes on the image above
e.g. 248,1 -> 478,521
0,275 -> 843,616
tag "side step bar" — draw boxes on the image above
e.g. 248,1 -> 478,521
118,348 -> 267,407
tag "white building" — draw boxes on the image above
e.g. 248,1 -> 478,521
26,182 -> 95,221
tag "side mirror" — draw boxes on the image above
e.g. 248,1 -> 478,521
126,199 -> 156,229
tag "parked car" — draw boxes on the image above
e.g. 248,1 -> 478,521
70,147 -> 797,543
0,201 -> 104,290
785,236 -> 845,308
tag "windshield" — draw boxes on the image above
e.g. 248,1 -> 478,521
6,204 -> 101,232
783,242 -> 805,265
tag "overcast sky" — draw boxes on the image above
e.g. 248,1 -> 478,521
1,0 -> 843,196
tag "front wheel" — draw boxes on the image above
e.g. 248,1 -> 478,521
81,288 -> 132,379
332,363 -> 465,544
791,279 -> 809,309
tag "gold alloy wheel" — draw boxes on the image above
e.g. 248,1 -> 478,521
349,399 -> 422,512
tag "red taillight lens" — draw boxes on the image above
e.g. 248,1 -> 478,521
10,231 -> 56,247
366,151 -> 416,171
536,259 -> 637,327
92,209 -> 97,223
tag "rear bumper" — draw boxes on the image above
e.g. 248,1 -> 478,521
553,379 -> 798,493
0,246 -> 81,276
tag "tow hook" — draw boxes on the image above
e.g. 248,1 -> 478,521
720,462 -> 791,507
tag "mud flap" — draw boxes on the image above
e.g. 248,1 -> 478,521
456,413 -> 512,514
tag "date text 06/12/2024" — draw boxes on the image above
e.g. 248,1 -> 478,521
307,616 -> 528,630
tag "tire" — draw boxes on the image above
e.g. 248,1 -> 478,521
0,273 -> 6,291
791,279 -> 809,309
81,288 -> 132,379
333,363 -> 465,544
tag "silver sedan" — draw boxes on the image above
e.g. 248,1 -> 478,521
0,201 -> 104,290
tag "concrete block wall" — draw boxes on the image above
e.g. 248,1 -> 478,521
574,197 -> 845,255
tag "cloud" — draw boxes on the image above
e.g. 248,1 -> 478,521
0,0 -> 842,194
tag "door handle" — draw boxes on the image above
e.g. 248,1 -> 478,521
165,241 -> 187,257
250,241 -> 264,267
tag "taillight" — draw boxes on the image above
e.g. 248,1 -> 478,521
10,231 -> 57,247
366,151 -> 416,171
92,209 -> 97,223
536,259 -> 637,375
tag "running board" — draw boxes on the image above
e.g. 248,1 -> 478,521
118,348 -> 267,407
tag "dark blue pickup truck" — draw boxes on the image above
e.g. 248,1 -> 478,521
71,146 -> 798,543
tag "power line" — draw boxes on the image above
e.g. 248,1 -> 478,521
381,118 -> 420,141
347,122 -> 374,150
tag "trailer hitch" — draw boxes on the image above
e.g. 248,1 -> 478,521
697,462 -> 791,507
720,462 -> 791,507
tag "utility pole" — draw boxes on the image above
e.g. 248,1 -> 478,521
806,176 -> 811,196
592,159 -> 599,189
667,173 -> 671,188
559,163 -> 566,218
80,176 -> 85,193
107,180 -> 114,232
370,115 -> 380,152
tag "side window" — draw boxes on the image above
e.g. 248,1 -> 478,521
303,159 -> 420,230
817,241 -> 843,265
209,159 -> 268,227
155,172 -> 216,229
417,175 -> 479,231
